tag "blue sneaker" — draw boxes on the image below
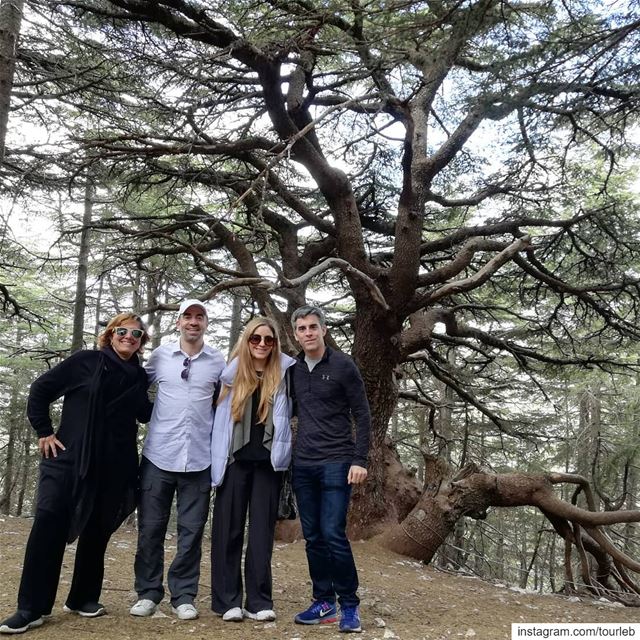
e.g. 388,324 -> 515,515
294,600 -> 337,625
339,606 -> 362,633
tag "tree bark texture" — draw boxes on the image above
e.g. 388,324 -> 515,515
0,0 -> 23,165
347,308 -> 419,537
381,456 -> 640,604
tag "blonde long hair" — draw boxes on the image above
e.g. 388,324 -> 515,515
223,317 -> 283,424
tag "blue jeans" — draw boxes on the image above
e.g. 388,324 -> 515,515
292,462 -> 359,607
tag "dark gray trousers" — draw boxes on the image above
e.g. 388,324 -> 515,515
133,457 -> 211,607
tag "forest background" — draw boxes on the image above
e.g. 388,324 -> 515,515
1,0 -> 640,610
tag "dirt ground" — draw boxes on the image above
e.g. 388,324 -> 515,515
0,516 -> 637,640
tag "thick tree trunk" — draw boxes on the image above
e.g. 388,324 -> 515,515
0,0 -> 23,165
347,309 -> 421,538
381,455 -> 467,561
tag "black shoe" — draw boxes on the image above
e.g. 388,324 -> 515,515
0,611 -> 44,634
63,602 -> 106,618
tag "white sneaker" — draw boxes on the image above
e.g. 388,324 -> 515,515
172,604 -> 198,620
63,603 -> 106,618
129,599 -> 158,617
222,607 -> 243,622
243,608 -> 276,621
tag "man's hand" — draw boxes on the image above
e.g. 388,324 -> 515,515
38,435 -> 66,459
347,465 -> 367,485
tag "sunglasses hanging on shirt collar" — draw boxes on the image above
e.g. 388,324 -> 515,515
181,357 -> 191,380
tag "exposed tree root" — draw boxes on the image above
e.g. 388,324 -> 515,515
380,455 -> 640,606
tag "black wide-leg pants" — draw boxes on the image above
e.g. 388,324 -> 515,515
211,460 -> 281,614
17,456 -> 116,615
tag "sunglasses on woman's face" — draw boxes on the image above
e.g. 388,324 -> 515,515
114,327 -> 144,339
248,334 -> 275,347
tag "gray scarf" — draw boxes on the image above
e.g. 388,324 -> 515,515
229,389 -> 274,461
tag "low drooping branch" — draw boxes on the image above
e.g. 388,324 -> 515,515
381,459 -> 640,605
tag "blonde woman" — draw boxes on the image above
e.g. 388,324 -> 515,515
210,317 -> 295,622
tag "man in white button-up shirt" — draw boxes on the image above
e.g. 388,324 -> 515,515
130,299 -> 225,621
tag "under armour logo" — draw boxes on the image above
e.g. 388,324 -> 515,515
321,374 -> 330,381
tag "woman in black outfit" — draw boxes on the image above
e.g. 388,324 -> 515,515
0,312 -> 153,635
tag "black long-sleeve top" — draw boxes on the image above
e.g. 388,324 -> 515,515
292,346 -> 371,468
26,346 -> 152,541
27,347 -> 152,444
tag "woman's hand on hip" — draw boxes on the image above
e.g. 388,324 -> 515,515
38,434 -> 66,459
